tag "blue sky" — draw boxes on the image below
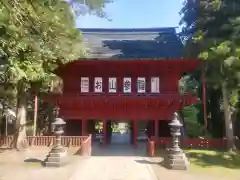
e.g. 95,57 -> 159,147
76,0 -> 185,29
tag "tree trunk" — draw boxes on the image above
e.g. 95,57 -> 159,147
12,81 -> 28,151
235,91 -> 240,139
33,94 -> 38,136
222,82 -> 235,151
209,88 -> 224,138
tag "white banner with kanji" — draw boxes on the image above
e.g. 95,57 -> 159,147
137,77 -> 146,93
109,77 -> 117,93
80,77 -> 89,92
94,77 -> 103,92
151,77 -> 160,93
123,77 -> 131,93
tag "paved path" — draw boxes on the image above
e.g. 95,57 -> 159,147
111,132 -> 131,144
70,156 -> 157,180
69,137 -> 158,180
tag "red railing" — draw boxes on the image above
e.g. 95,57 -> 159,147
150,137 -> 235,149
0,136 -> 13,146
79,134 -> 92,156
147,137 -> 240,157
0,135 -> 89,148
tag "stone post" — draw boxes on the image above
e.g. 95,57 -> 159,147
44,117 -> 67,167
164,112 -> 189,170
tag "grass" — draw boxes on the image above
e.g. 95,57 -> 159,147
185,149 -> 240,178
154,149 -> 240,179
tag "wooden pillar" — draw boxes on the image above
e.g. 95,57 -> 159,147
133,120 -> 138,148
154,119 -> 159,138
103,119 -> 107,146
130,121 -> 134,144
107,120 -> 112,144
81,119 -> 86,136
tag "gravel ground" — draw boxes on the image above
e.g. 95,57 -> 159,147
0,147 -> 86,180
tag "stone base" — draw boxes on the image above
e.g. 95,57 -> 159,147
163,149 -> 189,170
44,149 -> 68,167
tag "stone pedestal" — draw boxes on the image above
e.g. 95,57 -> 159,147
164,112 -> 189,170
164,149 -> 189,170
44,149 -> 68,167
44,117 -> 68,167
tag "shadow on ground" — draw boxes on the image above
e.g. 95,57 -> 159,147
0,147 -> 12,153
186,150 -> 240,169
24,158 -> 43,163
91,142 -> 148,157
135,159 -> 160,165
135,151 -> 168,169
24,158 -> 44,166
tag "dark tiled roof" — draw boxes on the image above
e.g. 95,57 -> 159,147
79,28 -> 183,59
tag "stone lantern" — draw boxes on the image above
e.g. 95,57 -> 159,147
44,117 -> 67,167
164,112 -> 189,170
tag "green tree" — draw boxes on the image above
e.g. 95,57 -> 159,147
0,0 -> 86,150
180,0 -> 240,150
69,0 -> 112,18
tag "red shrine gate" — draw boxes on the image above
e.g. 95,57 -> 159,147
46,59 -> 200,146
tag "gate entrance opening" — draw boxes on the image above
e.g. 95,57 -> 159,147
107,121 -> 131,144
46,59 -> 200,147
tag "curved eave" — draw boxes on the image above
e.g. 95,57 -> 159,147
79,27 -> 178,33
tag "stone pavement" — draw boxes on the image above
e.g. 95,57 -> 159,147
69,143 -> 158,180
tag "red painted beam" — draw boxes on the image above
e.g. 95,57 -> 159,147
59,109 -> 174,120
45,93 -> 198,108
45,93 -> 199,120
55,59 -> 201,77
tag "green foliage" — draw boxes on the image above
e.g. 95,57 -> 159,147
179,75 -> 199,95
69,0 -> 113,18
180,0 -> 240,140
0,0 -> 87,99
182,105 -> 205,137
95,121 -> 103,130
181,0 -> 240,89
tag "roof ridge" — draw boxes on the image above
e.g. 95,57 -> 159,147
79,27 -> 177,33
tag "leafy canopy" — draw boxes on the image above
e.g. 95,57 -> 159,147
180,0 -> 240,89
0,0 -> 86,89
69,0 -> 112,18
